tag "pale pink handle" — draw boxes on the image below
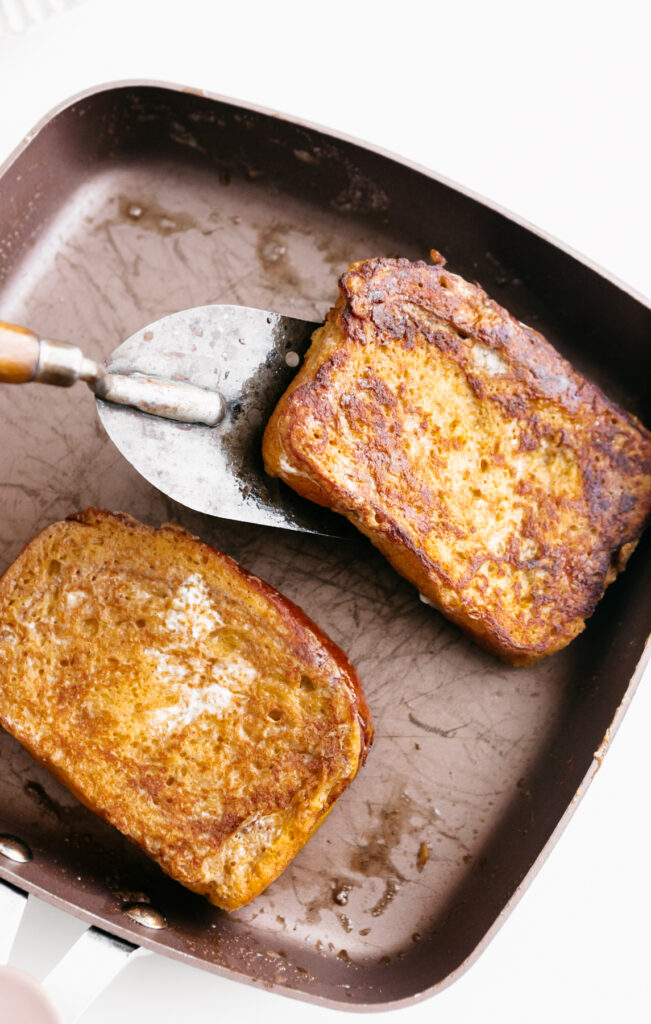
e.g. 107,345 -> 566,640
0,966 -> 63,1024
0,878 -> 140,1023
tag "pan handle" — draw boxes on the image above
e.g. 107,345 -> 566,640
0,877 -> 28,964
0,878 -> 143,1024
41,925 -> 142,1024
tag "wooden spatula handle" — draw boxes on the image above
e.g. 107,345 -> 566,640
0,321 -> 40,383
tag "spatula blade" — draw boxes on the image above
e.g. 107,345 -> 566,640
95,305 -> 347,536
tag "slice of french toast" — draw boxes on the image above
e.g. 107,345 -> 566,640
263,254 -> 651,665
0,509 -> 372,910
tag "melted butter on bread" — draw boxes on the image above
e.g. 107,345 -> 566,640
0,509 -> 372,909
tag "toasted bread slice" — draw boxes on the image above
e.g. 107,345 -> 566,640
0,509 -> 372,910
263,255 -> 651,665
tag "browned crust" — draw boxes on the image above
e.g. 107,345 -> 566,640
66,509 -> 373,757
263,256 -> 651,665
0,510 -> 373,910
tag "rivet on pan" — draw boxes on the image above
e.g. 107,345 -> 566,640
122,902 -> 167,929
0,835 -> 33,863
285,351 -> 300,368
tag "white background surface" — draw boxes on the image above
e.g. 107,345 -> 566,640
0,1 -> 649,1022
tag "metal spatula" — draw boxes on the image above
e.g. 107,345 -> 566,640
0,307 -> 345,536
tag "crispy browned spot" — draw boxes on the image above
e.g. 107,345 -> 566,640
263,256 -> 651,664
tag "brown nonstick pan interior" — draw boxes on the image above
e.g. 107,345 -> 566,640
0,83 -> 649,1009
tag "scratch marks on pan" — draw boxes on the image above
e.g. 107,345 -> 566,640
0,145 -> 573,969
407,712 -> 469,737
101,226 -> 146,311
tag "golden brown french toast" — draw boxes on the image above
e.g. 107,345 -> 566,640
0,509 -> 372,910
263,255 -> 651,665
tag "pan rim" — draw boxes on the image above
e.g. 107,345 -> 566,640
0,80 -> 649,1011
1,77 -> 649,313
